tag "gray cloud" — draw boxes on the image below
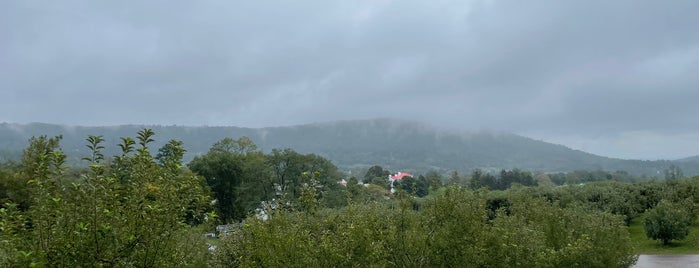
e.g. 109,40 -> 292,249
1,0 -> 698,159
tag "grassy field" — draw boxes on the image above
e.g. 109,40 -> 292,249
628,215 -> 699,254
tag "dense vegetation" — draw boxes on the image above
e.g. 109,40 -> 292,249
211,189 -> 637,267
1,130 -> 699,266
187,137 -> 345,223
0,131 -> 212,266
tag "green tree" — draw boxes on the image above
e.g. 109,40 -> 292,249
345,177 -> 367,202
190,140 -> 343,222
297,172 -> 321,215
266,149 -> 342,204
395,175 -> 429,197
208,136 -> 258,155
155,139 -> 185,169
500,169 -> 537,189
0,162 -> 30,211
189,138 -> 250,222
370,176 -> 390,190
664,165 -> 684,180
424,170 -> 443,191
644,200 -> 694,245
446,171 -> 461,186
467,169 -> 497,190
364,165 -> 390,184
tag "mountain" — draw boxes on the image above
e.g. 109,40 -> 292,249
676,155 -> 699,163
0,119 -> 696,176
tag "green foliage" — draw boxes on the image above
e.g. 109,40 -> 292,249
189,138 -> 345,223
0,163 -> 31,211
664,165 -> 684,180
209,137 -> 258,155
369,176 -> 390,190
266,148 -> 341,202
343,176 -> 393,204
424,170 -> 443,191
500,195 -> 637,267
555,181 -> 646,225
364,165 -> 390,183
394,175 -> 430,197
549,170 -> 641,185
0,203 -> 31,267
297,172 -> 321,215
188,137 -> 272,223
81,135 -> 105,164
212,187 -> 638,267
9,126 -> 699,265
446,170 -> 463,186
0,131 -> 212,266
156,140 -> 186,169
468,169 -> 537,190
644,200 -> 694,245
628,216 -> 699,254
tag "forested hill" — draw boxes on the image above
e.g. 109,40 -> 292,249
0,120 -> 696,176
677,155 -> 699,163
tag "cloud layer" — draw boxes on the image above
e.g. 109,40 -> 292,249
2,1 -> 698,159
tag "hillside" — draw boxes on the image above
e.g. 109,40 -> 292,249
677,155 -> 699,163
0,120 -> 696,176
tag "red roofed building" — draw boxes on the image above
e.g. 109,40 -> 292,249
389,172 -> 413,193
389,172 -> 413,181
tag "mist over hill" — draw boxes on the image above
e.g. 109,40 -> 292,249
0,119 -> 696,176
677,155 -> 699,163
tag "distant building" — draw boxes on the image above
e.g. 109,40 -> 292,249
390,172 -> 413,181
389,172 -> 413,193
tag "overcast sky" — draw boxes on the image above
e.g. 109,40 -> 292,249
2,1 -> 698,160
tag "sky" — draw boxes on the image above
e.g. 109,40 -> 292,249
1,1 -> 698,160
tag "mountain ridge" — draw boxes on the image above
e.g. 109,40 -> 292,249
0,120 -> 696,176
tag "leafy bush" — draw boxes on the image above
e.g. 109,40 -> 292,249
0,131 -> 212,267
644,199 -> 694,245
